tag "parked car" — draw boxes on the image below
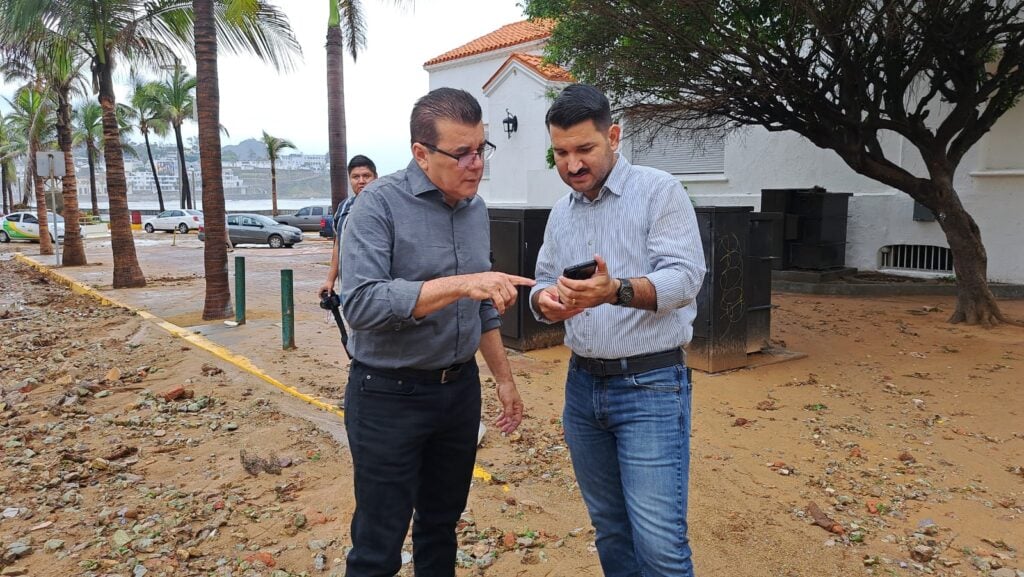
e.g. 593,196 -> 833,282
319,210 -> 337,239
0,211 -> 68,243
143,209 -> 204,233
198,213 -> 303,248
274,205 -> 331,232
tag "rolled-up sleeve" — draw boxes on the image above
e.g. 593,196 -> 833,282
479,300 -> 501,333
341,191 -> 423,331
645,181 -> 706,312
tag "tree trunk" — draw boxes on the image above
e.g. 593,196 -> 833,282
56,90 -> 86,266
143,131 -> 166,212
931,187 -> 1006,326
28,138 -> 54,255
98,56 -> 146,288
174,125 -> 192,210
271,161 -> 278,216
326,24 -> 348,213
195,0 -> 232,320
1,162 -> 8,214
86,141 -> 99,216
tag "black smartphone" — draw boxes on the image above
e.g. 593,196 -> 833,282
563,259 -> 598,280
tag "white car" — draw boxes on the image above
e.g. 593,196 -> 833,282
143,209 -> 204,234
0,211 -> 67,243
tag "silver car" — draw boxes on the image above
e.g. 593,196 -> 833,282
199,213 -> 303,248
273,205 -> 331,231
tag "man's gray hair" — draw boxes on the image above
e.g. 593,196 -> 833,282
410,87 -> 482,145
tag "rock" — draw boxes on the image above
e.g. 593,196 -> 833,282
971,556 -> 991,571
132,564 -> 148,577
95,391 -> 111,399
898,451 -> 916,463
401,551 -> 413,564
911,545 -> 935,562
308,540 -> 329,551
314,552 -> 327,571
293,513 -> 307,528
477,551 -> 496,568
43,539 -> 64,551
4,542 -> 31,561
1,568 -> 28,576
105,367 -> 122,382
224,422 -> 239,431
991,569 -> 1016,577
112,529 -> 133,547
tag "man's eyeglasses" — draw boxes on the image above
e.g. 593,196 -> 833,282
419,141 -> 496,168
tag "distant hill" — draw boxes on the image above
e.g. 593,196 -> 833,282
222,138 -> 267,161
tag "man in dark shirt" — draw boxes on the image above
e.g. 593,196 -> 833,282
340,87 -> 535,577
318,154 -> 377,298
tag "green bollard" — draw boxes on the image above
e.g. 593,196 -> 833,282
234,256 -> 246,325
281,269 -> 295,350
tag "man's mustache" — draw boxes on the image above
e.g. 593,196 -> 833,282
568,168 -> 590,177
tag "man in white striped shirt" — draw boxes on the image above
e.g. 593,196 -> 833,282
529,84 -> 706,577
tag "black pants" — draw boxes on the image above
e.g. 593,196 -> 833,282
344,359 -> 481,577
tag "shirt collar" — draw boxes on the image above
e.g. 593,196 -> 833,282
569,153 -> 630,204
404,158 -> 475,210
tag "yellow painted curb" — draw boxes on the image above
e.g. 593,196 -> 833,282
13,253 -> 497,483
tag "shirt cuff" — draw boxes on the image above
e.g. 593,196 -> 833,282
389,278 -> 425,328
646,269 -> 698,312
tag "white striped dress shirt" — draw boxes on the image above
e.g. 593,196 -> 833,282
529,154 -> 706,359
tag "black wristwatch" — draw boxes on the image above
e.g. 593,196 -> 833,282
614,278 -> 634,306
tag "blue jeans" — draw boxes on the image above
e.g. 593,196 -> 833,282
344,359 -> 481,577
563,359 -> 695,577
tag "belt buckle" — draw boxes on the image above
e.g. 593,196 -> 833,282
440,366 -> 459,384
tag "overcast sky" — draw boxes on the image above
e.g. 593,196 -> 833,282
2,0 -> 529,176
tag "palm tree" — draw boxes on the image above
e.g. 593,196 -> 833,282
128,81 -> 171,212
326,0 -> 368,213
33,38 -> 91,265
73,102 -> 105,216
0,112 -> 16,214
261,131 -> 296,217
194,0 -> 300,320
6,86 -> 56,255
153,64 -> 197,210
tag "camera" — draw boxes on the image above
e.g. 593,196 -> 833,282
319,290 -> 341,310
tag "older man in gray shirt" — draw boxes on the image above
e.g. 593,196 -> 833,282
340,87 -> 534,577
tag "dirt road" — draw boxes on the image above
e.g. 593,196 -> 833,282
1,235 -> 1021,577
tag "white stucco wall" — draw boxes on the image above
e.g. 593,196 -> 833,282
678,122 -> 1024,283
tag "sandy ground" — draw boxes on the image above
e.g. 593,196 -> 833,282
1,234 -> 1022,577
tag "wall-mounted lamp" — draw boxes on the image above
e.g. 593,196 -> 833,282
502,109 -> 518,139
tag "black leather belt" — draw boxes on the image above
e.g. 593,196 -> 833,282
571,348 -> 683,377
354,359 -> 473,384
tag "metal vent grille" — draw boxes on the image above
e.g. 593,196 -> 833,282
879,244 -> 953,272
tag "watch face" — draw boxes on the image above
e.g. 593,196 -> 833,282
618,279 -> 634,304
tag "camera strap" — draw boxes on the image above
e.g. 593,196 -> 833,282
326,294 -> 350,357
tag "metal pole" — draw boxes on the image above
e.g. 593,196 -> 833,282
235,256 -> 246,325
281,269 -> 295,350
47,166 -> 61,267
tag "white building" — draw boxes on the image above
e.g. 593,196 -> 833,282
424,20 -> 1024,284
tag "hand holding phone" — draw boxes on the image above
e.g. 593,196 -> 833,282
562,259 -> 598,280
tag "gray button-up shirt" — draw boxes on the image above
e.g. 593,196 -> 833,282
340,160 -> 500,370
529,154 -> 706,359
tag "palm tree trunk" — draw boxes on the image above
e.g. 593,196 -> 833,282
98,56 -> 146,288
56,90 -> 86,266
195,0 -> 232,320
143,131 -> 166,212
1,163 -> 8,214
174,125 -> 192,210
326,23 -> 348,213
271,162 -> 278,216
27,139 -> 53,255
86,142 -> 99,216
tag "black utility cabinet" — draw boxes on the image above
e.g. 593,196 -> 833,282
689,206 -> 753,373
760,187 -> 852,270
488,206 -> 564,350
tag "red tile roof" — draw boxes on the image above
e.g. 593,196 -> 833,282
423,19 -> 556,67
482,53 -> 574,91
